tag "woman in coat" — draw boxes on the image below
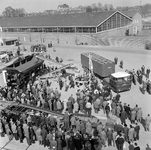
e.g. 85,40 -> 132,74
5,123 -> 12,140
36,127 -> 42,145
128,125 -> 135,142
131,110 -> 136,124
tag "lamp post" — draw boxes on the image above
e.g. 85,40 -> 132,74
29,28 -> 31,42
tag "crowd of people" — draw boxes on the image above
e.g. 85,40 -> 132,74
0,58 -> 151,150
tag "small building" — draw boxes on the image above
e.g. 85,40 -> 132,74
122,11 -> 142,35
0,37 -> 18,45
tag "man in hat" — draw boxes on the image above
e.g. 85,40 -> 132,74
114,57 -> 118,65
119,60 -> 123,68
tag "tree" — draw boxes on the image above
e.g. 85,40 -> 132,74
2,6 -> 15,17
2,6 -> 26,17
14,8 -> 26,17
77,5 -> 84,10
116,6 -> 123,10
97,2 -> 103,11
91,4 -> 98,12
108,4 -> 114,11
122,6 -> 129,11
86,6 -> 92,12
103,4 -> 109,11
58,4 -> 69,9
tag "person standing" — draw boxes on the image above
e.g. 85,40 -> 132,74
141,65 -> 145,75
36,126 -> 42,145
131,110 -> 136,124
23,123 -> 31,145
146,67 -> 150,79
85,101 -> 92,117
134,143 -> 141,150
136,108 -> 143,123
63,111 -> 70,131
106,128 -> 113,146
17,124 -> 24,143
116,104 -> 121,118
41,126 -> 48,147
128,141 -> 134,150
116,132 -> 125,150
134,123 -> 140,141
123,124 -> 129,142
105,103 -> 110,118
114,57 -> 118,65
120,110 -> 127,125
119,60 -> 123,68
86,120 -> 92,135
128,125 -> 135,143
145,114 -> 151,131
113,130 -> 117,147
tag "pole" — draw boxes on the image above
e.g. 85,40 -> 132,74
0,27 -> 3,39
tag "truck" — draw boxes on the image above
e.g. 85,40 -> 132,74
81,52 -> 115,78
81,52 -> 132,93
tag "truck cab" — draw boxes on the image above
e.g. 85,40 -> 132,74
103,72 -> 132,93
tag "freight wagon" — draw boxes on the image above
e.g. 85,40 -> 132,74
81,52 -> 115,78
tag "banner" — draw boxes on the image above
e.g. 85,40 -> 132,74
89,53 -> 93,72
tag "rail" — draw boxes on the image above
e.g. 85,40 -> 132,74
36,55 -> 64,66
40,63 -> 73,79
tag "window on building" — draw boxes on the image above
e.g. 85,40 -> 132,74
117,13 -> 121,27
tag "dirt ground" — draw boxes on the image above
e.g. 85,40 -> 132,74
0,43 -> 151,149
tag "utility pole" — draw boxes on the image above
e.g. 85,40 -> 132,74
139,0 -> 142,12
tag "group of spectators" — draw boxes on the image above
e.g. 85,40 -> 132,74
0,61 -> 151,150
115,57 -> 151,95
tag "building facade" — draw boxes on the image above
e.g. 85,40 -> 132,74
0,10 -> 142,37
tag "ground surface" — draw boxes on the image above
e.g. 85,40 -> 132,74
0,43 -> 151,150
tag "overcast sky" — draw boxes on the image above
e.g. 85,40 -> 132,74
0,0 -> 150,13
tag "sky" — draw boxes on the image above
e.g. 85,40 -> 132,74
0,0 -> 151,14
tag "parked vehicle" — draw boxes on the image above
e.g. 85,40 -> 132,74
2,54 -> 44,88
81,52 -> 132,93
81,52 -> 115,78
103,72 -> 132,93
31,44 -> 46,53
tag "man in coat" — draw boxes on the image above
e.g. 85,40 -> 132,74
134,123 -> 140,141
120,110 -> 127,125
128,141 -> 134,150
106,128 -> 113,146
134,143 -> 141,150
146,67 -> 150,79
17,124 -> 24,143
116,132 -> 125,150
123,124 -> 129,142
41,126 -> 48,147
145,114 -> 151,131
64,111 -> 70,130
